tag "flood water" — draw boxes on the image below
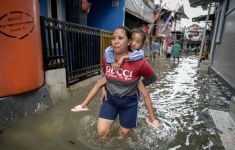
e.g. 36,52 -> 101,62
0,54 -> 232,150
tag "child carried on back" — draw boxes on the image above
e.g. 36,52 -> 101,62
71,28 -> 163,130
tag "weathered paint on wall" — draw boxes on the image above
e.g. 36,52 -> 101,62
40,0 -> 48,17
39,0 -> 66,21
87,0 -> 125,31
0,87 -> 53,130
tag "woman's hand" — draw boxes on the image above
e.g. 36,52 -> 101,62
100,86 -> 107,103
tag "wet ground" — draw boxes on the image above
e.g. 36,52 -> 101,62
0,54 -> 232,150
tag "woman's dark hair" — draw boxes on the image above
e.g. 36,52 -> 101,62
115,26 -> 131,39
131,28 -> 146,46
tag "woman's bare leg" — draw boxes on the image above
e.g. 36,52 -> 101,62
119,126 -> 131,140
97,118 -> 114,141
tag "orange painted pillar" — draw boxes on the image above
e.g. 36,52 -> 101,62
0,0 -> 44,97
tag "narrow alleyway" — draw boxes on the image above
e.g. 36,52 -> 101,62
0,54 -> 231,150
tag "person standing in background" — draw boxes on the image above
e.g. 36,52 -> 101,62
151,39 -> 160,60
172,42 -> 182,63
166,44 -> 172,59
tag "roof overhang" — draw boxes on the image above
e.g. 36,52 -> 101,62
175,11 -> 189,19
175,5 -> 189,19
125,8 -> 153,24
192,14 -> 215,22
189,0 -> 221,10
125,0 -> 154,24
189,0 -> 209,8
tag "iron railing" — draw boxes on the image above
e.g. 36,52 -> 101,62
41,17 -> 65,69
41,17 -> 101,86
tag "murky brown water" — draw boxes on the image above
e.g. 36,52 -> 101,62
0,54 -> 231,150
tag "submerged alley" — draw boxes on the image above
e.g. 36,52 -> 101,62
0,55 -> 234,149
1,0 -> 235,149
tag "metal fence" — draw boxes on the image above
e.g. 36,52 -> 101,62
41,17 -> 101,86
100,30 -> 112,62
40,17 -> 65,70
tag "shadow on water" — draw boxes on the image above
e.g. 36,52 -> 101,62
0,54 -> 231,150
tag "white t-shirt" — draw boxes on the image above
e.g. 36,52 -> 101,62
167,46 -> 172,54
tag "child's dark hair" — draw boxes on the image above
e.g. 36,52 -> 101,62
115,26 -> 131,39
131,28 -> 146,45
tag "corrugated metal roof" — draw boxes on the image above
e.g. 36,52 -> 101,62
176,5 -> 189,19
189,0 -> 221,10
125,0 -> 154,23
192,14 -> 215,22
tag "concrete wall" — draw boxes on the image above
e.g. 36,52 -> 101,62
230,96 -> 235,121
0,86 -> 53,130
45,68 -> 101,102
211,1 -> 235,91
210,0 -> 235,121
87,0 -> 125,31
0,68 -> 101,129
45,69 -> 69,103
